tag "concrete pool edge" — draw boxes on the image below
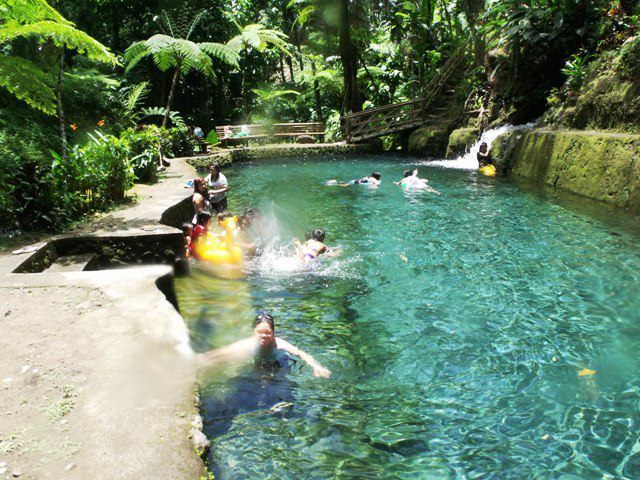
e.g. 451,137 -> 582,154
0,159 -> 207,479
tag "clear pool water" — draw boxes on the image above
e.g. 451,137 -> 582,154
175,155 -> 640,479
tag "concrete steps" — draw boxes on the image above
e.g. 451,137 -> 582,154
46,253 -> 97,273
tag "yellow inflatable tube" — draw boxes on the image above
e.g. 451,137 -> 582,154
479,164 -> 497,177
195,216 -> 244,268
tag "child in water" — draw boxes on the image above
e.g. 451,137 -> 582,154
192,211 -> 212,253
181,222 -> 193,257
197,312 -> 331,378
293,228 -> 330,263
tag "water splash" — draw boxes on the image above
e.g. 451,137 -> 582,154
425,122 -> 537,170
247,239 -> 356,279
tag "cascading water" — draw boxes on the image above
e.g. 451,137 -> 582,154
426,122 -> 536,170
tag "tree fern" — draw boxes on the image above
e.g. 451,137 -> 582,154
124,10 -> 242,127
0,0 -> 116,114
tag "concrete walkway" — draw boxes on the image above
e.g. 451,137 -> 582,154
0,160 -> 204,480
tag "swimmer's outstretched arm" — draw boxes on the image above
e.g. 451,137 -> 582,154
196,337 -> 254,369
276,338 -> 331,378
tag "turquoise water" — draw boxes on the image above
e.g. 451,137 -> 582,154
175,156 -> 640,479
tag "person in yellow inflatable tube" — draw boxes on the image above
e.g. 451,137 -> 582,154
477,142 -> 497,177
194,213 -> 244,267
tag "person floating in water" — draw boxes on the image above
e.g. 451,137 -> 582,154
293,228 -> 331,263
327,172 -> 381,187
477,142 -> 492,167
197,312 -> 331,378
394,169 -> 440,194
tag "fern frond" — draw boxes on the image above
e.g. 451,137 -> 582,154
0,20 -> 117,65
252,88 -> 300,101
124,82 -> 149,113
0,54 -> 56,114
199,42 -> 239,68
293,5 -> 318,27
1,0 -> 68,24
141,106 -> 185,128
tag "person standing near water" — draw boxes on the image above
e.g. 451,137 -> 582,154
192,177 -> 210,224
198,312 -> 331,378
205,162 -> 228,213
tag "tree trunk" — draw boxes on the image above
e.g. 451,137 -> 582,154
56,50 -> 67,162
163,64 -> 181,128
310,60 -> 323,123
338,0 -> 362,114
111,5 -> 120,52
286,56 -> 295,83
279,56 -> 286,82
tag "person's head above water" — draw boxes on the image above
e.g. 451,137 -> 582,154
181,222 -> 193,236
253,312 -> 275,347
217,211 -> 233,225
403,170 -> 412,178
309,228 -> 325,242
479,142 -> 488,153
209,162 -> 220,179
193,177 -> 207,195
196,210 -> 212,226
371,172 -> 381,181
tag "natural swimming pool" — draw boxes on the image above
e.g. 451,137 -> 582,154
175,155 -> 640,479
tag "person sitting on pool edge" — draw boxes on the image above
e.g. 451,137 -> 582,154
197,312 -> 331,377
477,142 -> 492,167
327,172 -> 381,187
293,228 -> 330,263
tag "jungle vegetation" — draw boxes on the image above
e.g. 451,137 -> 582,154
1,0 -> 639,233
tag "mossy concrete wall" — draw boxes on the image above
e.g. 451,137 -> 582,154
446,128 -> 478,158
493,129 -> 640,212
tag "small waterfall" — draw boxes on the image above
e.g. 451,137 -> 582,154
426,122 -> 536,170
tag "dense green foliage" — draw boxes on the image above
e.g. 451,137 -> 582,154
1,0 -> 639,235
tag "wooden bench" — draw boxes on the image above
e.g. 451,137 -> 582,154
273,122 -> 325,142
214,124 -> 271,147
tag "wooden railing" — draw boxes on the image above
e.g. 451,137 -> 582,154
342,44 -> 468,143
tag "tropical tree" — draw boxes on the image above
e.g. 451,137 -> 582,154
124,11 -> 240,128
0,0 -> 117,159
